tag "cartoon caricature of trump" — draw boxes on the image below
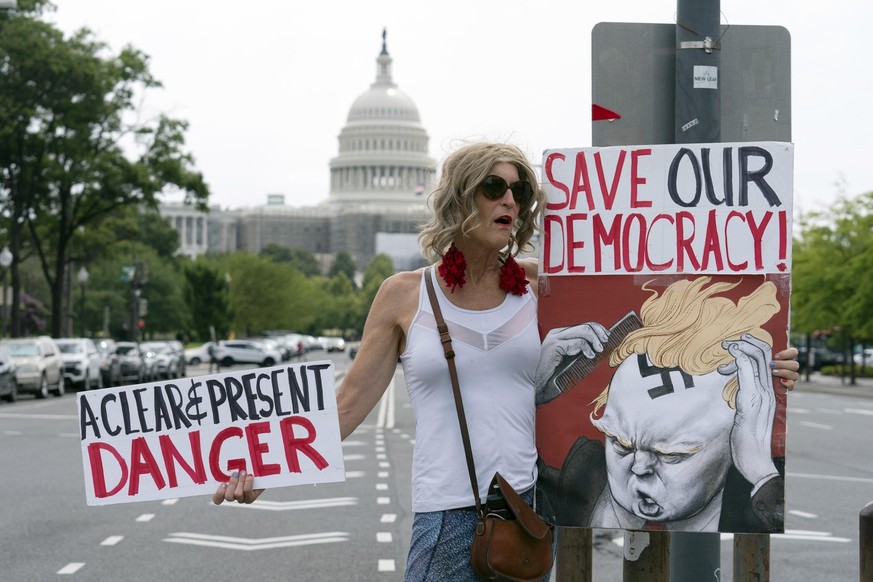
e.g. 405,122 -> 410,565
537,276 -> 786,533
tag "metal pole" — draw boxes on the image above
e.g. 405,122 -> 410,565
1,271 -> 6,338
555,527 -> 593,582
79,283 -> 85,337
861,501 -> 873,582
674,0 -> 721,143
624,530 -> 670,581
733,533 -> 769,581
671,1 -> 724,579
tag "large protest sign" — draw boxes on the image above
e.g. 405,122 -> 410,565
78,361 -> 345,506
535,142 -> 793,534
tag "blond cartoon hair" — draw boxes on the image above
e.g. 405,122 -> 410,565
592,277 -> 780,414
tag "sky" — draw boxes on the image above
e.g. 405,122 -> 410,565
47,0 -> 871,215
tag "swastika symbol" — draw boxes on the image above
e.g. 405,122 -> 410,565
636,354 -> 694,399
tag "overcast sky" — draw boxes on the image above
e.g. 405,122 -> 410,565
48,0 -> 870,215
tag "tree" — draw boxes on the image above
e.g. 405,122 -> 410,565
792,191 -> 873,381
184,261 -> 233,342
329,251 -> 357,283
0,2 -> 208,337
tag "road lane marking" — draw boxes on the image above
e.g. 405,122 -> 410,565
57,563 -> 85,574
0,412 -> 77,420
376,483 -> 388,490
164,531 -> 349,550
136,514 -> 155,522
378,471 -> 389,478
101,536 -> 124,546
845,408 -> 873,416
799,421 -> 832,430
789,509 -> 818,518
378,559 -> 396,572
377,497 -> 390,505
377,532 -> 393,543
3,430 -> 22,435
787,472 -> 873,484
376,378 -> 396,429
380,514 -> 397,523
218,497 -> 358,511
162,498 -> 179,505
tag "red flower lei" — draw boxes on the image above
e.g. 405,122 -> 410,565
438,244 -> 467,293
499,255 -> 530,296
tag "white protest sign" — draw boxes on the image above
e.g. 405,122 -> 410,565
78,360 -> 344,506
540,142 -> 794,275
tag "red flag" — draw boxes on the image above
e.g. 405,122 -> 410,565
592,104 -> 621,121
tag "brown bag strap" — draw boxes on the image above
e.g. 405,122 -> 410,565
424,267 -> 482,514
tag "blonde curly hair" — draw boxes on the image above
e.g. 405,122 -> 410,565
418,142 -> 545,262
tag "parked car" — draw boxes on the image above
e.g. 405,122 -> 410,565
1,336 -> 65,398
185,341 -> 217,366
301,335 -> 322,352
318,336 -> 346,352
115,341 -> 146,385
140,341 -> 181,379
0,346 -> 19,403
167,340 -> 187,377
55,338 -> 103,390
95,339 -> 122,387
214,340 -> 282,367
853,348 -> 873,367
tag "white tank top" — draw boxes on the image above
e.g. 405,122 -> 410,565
400,268 -> 541,512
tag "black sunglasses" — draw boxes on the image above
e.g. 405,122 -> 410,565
479,175 -> 533,207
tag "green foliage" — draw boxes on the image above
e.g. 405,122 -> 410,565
0,4 -> 207,336
183,261 -> 232,342
259,245 -> 321,276
792,191 -> 873,342
329,251 -> 356,283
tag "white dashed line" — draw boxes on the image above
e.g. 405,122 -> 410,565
378,471 -> 389,478
101,536 -> 124,546
344,454 -> 366,461
377,497 -> 390,505
799,421 -> 832,430
789,510 -> 818,519
379,462 -> 390,468
380,514 -> 397,523
58,563 -> 85,575
3,430 -> 22,436
377,532 -> 393,543
846,408 -> 873,416
162,498 -> 179,505
378,559 -> 396,572
376,453 -> 387,460
376,483 -> 388,491
136,514 -> 155,522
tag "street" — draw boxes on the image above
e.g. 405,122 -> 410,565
1,354 -> 870,581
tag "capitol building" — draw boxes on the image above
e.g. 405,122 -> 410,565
160,32 -> 437,272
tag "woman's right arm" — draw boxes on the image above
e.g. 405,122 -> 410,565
213,271 -> 419,504
336,271 -> 418,440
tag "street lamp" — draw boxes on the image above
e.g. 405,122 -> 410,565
0,246 -> 11,338
77,266 -> 89,337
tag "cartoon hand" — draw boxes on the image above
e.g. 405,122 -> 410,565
719,334 -> 780,487
535,322 -> 609,405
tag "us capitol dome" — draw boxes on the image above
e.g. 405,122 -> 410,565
329,29 -> 436,206
161,30 -> 436,272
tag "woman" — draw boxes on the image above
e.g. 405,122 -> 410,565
214,142 -> 800,580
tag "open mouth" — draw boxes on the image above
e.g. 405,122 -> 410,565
635,492 -> 663,518
495,215 -> 512,225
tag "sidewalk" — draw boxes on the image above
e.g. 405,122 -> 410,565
794,371 -> 873,399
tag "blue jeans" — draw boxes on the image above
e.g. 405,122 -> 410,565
404,488 -> 554,581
